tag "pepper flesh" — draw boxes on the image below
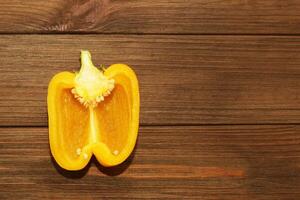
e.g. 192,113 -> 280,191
48,51 -> 139,170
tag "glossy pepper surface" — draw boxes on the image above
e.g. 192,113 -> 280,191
48,51 -> 139,170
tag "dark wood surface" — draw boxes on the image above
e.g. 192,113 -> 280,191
1,0 -> 300,199
0,0 -> 300,34
1,35 -> 300,126
1,126 -> 300,199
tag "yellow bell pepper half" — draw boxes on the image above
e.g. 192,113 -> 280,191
48,51 -> 139,170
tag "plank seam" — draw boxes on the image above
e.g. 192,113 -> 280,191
1,123 -> 300,128
1,32 -> 300,36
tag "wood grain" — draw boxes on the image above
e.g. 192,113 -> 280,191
1,126 -> 300,199
0,0 -> 300,34
1,0 -> 300,199
1,35 -> 300,126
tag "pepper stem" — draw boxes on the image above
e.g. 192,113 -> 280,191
80,51 -> 96,73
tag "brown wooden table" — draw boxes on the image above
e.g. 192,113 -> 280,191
1,1 -> 300,199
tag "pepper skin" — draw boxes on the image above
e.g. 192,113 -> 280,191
48,51 -> 139,170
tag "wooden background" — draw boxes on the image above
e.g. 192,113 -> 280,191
1,0 -> 300,199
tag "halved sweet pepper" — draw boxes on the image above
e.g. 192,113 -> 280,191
48,50 -> 139,170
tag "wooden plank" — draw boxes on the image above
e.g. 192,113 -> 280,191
1,35 -> 300,126
1,126 -> 300,199
0,0 -> 300,34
